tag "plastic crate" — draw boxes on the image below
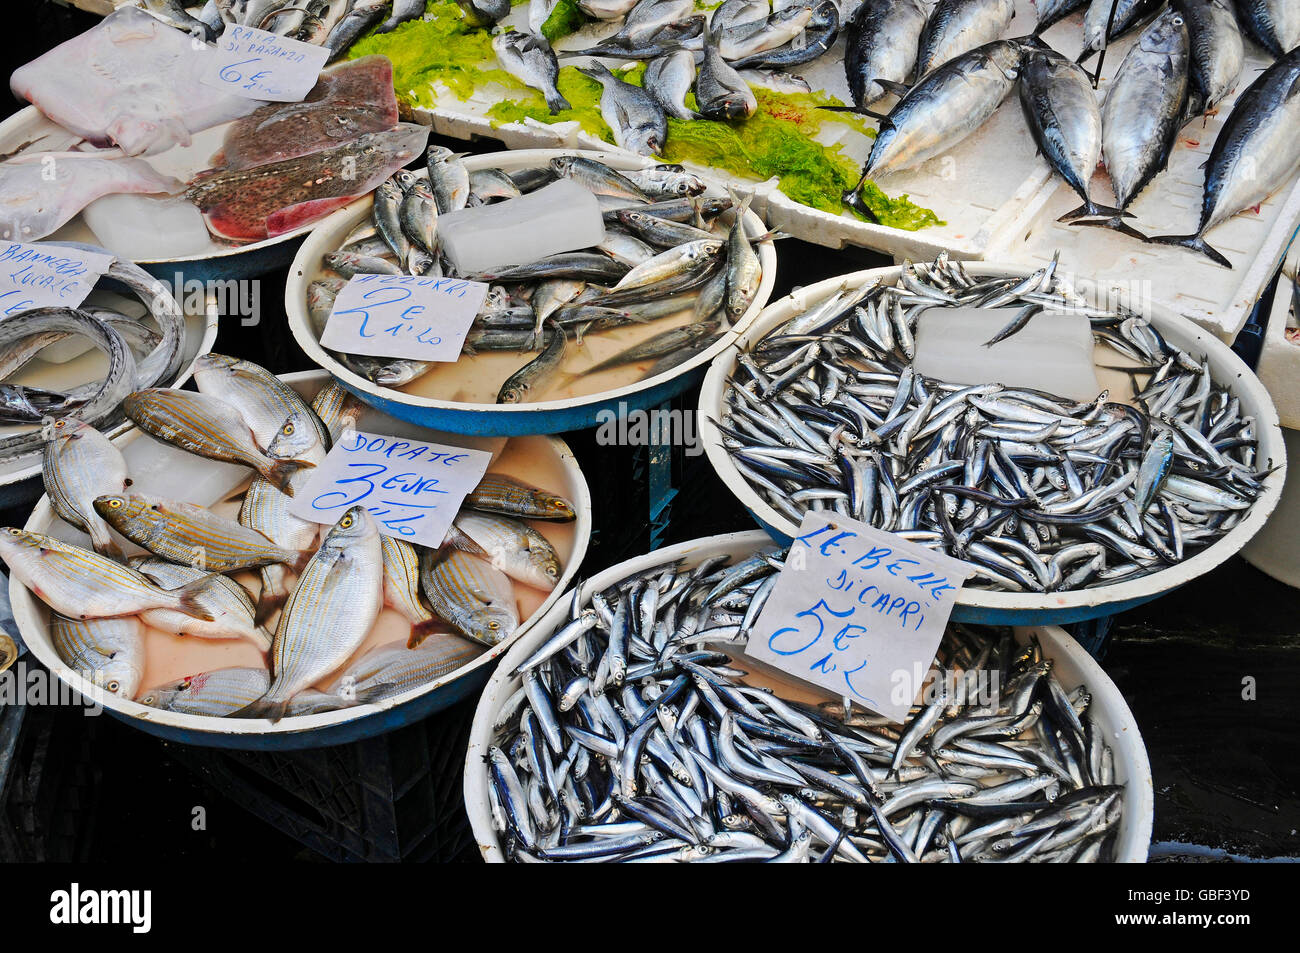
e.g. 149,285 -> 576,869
163,697 -> 481,862
0,696 -> 101,863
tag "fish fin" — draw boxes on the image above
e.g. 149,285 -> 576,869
1068,215 -> 1151,243
872,79 -> 910,97
545,92 -> 572,114
1056,201 -> 1130,223
260,457 -> 316,496
174,579 -> 217,623
229,695 -> 290,722
819,104 -> 888,120
253,585 -> 287,627
445,524 -> 490,558
1147,233 -> 1232,269
88,522 -> 125,563
200,205 -> 268,242
267,196 -> 361,237
409,617 -> 442,649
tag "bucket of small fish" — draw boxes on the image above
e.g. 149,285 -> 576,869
699,256 -> 1287,624
464,531 -> 1153,862
0,253 -> 217,508
286,148 -> 777,436
5,367 -> 591,749
2,7 -> 427,279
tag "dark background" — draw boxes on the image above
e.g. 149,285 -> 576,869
1,0 -> 1296,862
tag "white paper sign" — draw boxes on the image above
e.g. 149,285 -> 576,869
199,25 -> 330,102
0,242 -> 114,316
288,429 -> 492,547
745,513 -> 975,723
319,274 -> 490,363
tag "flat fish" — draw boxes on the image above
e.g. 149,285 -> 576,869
186,124 -> 429,242
210,56 -> 400,170
10,7 -> 262,156
0,152 -> 179,243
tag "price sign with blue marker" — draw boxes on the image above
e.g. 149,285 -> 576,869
288,429 -> 492,548
320,273 -> 490,364
745,512 -> 974,723
199,25 -> 329,102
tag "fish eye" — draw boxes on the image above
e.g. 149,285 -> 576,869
282,422 -> 295,435
106,680 -> 120,693
107,499 -> 122,509
7,528 -> 20,536
141,693 -> 156,705
489,621 -> 500,630
340,515 -> 354,528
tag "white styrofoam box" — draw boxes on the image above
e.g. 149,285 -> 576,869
988,17 -> 1300,345
1254,243 -> 1300,429
408,0 -> 1060,261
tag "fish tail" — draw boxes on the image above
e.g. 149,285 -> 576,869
1147,233 -> 1232,269
261,457 -> 316,496
1068,215 -> 1151,243
229,694 -> 291,722
254,565 -> 289,625
819,104 -> 888,120
88,521 -> 125,563
545,91 -> 571,114
174,579 -> 217,622
1056,201 -> 1129,223
409,617 -> 442,649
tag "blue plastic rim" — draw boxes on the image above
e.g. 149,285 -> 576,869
744,507 -> 1173,627
110,662 -> 497,751
335,363 -> 710,436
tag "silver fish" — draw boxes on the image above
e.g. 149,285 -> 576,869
420,549 -> 519,646
645,50 -> 704,121
842,0 -> 928,107
494,31 -> 571,114
917,0 -> 1017,78
449,511 -> 562,590
42,418 -> 129,561
580,62 -> 668,156
50,613 -> 143,698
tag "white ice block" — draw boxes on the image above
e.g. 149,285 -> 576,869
438,179 -> 605,275
83,193 -> 211,263
121,432 -> 252,507
913,306 -> 1100,402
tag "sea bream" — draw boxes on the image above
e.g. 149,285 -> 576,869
186,124 -> 428,242
1152,45 -> 1300,267
1075,8 -> 1190,240
493,31 -> 571,115
579,63 -> 668,155
842,0 -> 928,107
645,50 -> 704,121
845,39 -> 1023,192
697,22 -> 759,120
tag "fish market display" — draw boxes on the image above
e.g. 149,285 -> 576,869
714,255 -> 1268,594
10,7 -> 263,157
7,361 -> 579,724
483,548 -> 1126,862
309,153 -> 770,405
1,256 -> 186,464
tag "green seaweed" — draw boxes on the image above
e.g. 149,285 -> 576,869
542,0 -> 594,41
487,66 -> 611,137
347,1 -> 520,104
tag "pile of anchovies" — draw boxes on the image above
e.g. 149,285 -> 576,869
485,550 -> 1124,863
717,253 -> 1269,593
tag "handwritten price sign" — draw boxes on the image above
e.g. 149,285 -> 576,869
319,274 -> 489,364
198,25 -> 329,102
746,513 -> 974,723
0,242 -> 113,315
288,429 -> 492,548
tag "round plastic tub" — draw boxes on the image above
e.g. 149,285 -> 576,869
10,371 -> 592,750
285,149 -> 778,436
464,530 -> 1154,863
0,285 -> 218,511
698,264 -> 1288,625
